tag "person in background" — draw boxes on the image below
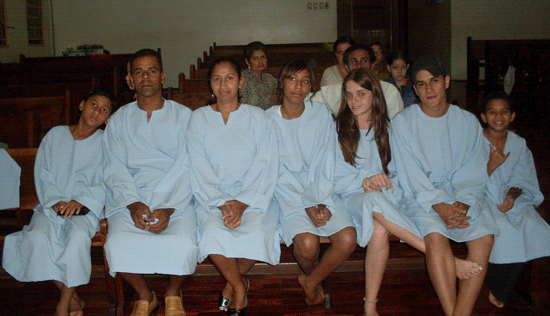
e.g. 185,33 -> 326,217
240,41 -> 278,110
187,58 -> 280,316
370,42 -> 390,80
2,88 -> 115,316
384,51 -> 418,108
320,36 -> 355,87
480,91 -> 550,308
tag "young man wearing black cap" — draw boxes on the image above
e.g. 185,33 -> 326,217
389,55 -> 498,315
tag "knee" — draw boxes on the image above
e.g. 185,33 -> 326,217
333,227 -> 357,251
424,233 -> 450,254
371,220 -> 390,240
293,233 -> 320,260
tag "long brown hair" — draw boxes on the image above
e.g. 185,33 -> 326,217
335,68 -> 391,174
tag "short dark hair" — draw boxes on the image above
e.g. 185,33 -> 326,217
84,87 -> 117,112
333,36 -> 355,54
276,59 -> 315,104
483,91 -> 514,113
245,41 -> 267,61
130,48 -> 163,72
343,44 -> 375,67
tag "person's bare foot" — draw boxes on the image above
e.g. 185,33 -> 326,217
454,258 -> 482,280
363,298 -> 379,316
489,291 -> 505,308
298,274 -> 324,306
68,296 -> 84,316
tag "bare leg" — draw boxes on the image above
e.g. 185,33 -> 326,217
118,273 -> 154,302
166,275 -> 187,296
210,254 -> 247,310
488,291 -> 504,308
222,258 -> 256,300
372,213 -> 482,279
364,220 -> 389,316
52,280 -> 80,316
296,227 -> 357,305
424,233 -> 456,316
453,235 -> 493,316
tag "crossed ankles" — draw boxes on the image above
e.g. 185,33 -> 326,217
130,292 -> 159,316
224,277 -> 249,316
297,274 -> 325,306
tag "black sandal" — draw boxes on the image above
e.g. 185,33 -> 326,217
227,307 -> 246,316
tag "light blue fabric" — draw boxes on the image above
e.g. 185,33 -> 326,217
390,104 -> 499,242
187,104 -> 280,265
2,126 -> 103,287
0,148 -> 21,209
266,101 -> 354,246
483,132 -> 550,263
102,100 -> 198,276
337,128 -> 420,247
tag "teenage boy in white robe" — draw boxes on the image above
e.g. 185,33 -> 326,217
390,55 -> 499,316
103,48 -> 198,316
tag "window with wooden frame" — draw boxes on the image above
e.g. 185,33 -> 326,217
26,0 -> 43,45
0,0 -> 7,46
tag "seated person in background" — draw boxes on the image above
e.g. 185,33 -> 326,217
266,60 -> 357,306
310,44 -> 403,118
103,49 -> 198,316
480,91 -> 550,308
384,51 -> 418,108
370,42 -> 390,80
320,36 -> 355,86
390,55 -> 498,316
240,41 -> 278,110
187,58 -> 280,316
2,88 -> 115,316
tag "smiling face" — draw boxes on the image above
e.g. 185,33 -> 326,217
481,98 -> 515,132
345,80 -> 373,121
282,69 -> 312,107
131,56 -> 165,98
413,70 -> 450,115
388,59 -> 409,83
210,61 -> 243,104
79,95 -> 112,128
245,49 -> 268,75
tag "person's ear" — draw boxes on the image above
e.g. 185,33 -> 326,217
245,59 -> 250,68
79,100 -> 85,111
161,72 -> 166,85
480,112 -> 487,123
510,112 -> 516,123
445,75 -> 450,89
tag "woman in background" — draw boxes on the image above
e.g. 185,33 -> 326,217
321,36 -> 355,86
240,41 -> 278,110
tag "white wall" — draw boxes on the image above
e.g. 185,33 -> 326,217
51,0 -> 337,87
0,0 -> 54,63
451,0 -> 550,80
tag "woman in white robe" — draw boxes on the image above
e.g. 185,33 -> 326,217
2,88 -> 114,316
187,58 -> 279,316
266,59 -> 357,307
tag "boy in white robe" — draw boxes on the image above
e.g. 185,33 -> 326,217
2,87 -> 115,316
480,91 -> 550,308
390,55 -> 498,316
102,49 -> 197,316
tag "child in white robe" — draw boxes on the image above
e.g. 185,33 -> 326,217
2,88 -> 115,316
187,58 -> 279,316
266,60 -> 357,307
480,91 -> 550,308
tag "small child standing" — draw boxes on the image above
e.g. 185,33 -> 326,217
2,88 -> 115,316
481,91 -> 550,308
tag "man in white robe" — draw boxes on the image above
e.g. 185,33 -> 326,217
310,44 -> 404,118
103,49 -> 197,316
390,55 -> 498,316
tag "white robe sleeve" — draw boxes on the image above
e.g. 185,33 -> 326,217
234,118 -> 279,213
381,81 -> 404,119
502,140 -> 544,223
102,115 -> 141,212
71,165 -> 106,218
390,117 -> 456,213
35,134 -> 64,209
